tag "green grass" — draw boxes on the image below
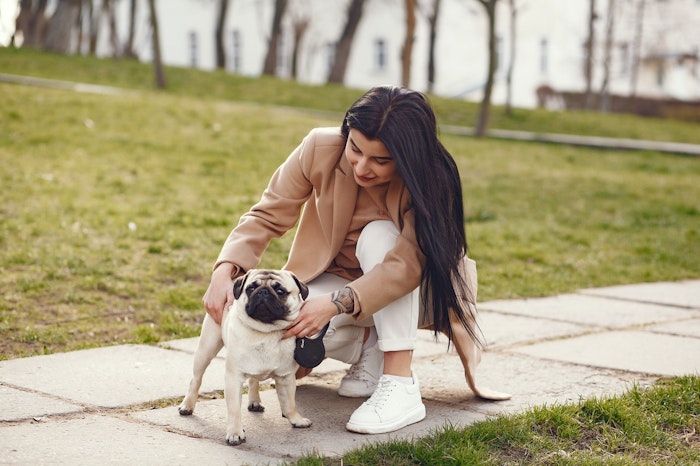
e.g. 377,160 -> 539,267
294,376 -> 699,465
3,47 -> 700,144
1,49 -> 700,358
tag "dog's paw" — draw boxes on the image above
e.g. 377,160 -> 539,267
291,417 -> 312,428
247,401 -> 265,413
177,403 -> 194,416
225,430 -> 246,446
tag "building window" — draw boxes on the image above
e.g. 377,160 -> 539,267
374,38 -> 386,71
539,37 -> 549,75
231,30 -> 241,72
189,31 -> 198,68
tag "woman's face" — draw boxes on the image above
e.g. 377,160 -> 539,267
345,129 -> 397,188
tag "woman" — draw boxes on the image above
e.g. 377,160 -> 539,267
202,85 -> 481,434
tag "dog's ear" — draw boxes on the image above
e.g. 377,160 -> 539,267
291,273 -> 309,300
232,271 -> 250,300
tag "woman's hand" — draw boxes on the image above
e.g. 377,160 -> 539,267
202,264 -> 235,324
283,293 -> 337,339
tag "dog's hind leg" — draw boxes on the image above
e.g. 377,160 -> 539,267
179,314 -> 224,415
247,377 -> 264,412
274,374 -> 311,428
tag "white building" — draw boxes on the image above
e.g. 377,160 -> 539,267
2,0 -> 699,109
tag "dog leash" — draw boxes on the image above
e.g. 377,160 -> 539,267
294,322 -> 330,369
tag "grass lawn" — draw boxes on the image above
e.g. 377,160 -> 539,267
0,48 -> 698,465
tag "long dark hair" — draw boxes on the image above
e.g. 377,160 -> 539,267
341,85 -> 482,346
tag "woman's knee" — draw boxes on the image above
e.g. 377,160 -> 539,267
356,220 -> 399,271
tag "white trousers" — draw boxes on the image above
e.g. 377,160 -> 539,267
308,220 -> 419,365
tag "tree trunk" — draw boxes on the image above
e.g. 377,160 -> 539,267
475,0 -> 498,138
327,0 -> 365,84
426,0 -> 442,93
599,0 -> 615,112
504,0 -> 518,115
16,0 -> 49,48
291,16 -> 309,80
584,0 -> 596,109
147,0 -> 166,89
103,0 -> 121,57
262,0 -> 288,76
43,0 -> 81,54
401,0 -> 416,87
88,0 -> 98,55
124,0 -> 138,58
629,0 -> 645,100
215,0 -> 230,69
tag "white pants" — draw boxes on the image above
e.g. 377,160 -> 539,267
308,220 -> 419,365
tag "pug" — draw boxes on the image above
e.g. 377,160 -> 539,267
178,269 -> 312,446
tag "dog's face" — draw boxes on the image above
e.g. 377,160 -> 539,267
232,269 -> 309,325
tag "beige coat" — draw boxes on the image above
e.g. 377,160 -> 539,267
216,127 -> 425,322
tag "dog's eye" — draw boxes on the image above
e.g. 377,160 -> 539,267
245,284 -> 256,296
273,285 -> 288,297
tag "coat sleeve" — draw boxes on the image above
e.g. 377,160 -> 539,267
214,130 -> 318,274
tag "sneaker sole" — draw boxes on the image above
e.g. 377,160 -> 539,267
345,403 -> 426,434
337,386 -> 376,398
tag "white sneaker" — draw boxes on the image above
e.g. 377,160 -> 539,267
345,373 -> 426,434
338,343 -> 383,397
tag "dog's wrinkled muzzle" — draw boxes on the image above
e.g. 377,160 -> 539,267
246,286 -> 289,323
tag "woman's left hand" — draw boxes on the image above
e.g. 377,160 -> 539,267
283,293 -> 337,339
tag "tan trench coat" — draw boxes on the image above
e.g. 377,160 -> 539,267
215,127 -> 425,322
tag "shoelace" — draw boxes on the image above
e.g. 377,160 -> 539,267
364,377 -> 395,408
345,350 -> 373,381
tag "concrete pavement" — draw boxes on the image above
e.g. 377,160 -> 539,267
1,279 -> 699,465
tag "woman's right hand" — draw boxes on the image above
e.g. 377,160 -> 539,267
202,263 -> 235,324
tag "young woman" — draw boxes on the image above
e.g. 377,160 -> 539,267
202,85 -> 482,434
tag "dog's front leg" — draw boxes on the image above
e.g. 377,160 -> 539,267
224,365 -> 246,446
247,377 -> 264,412
179,314 -> 224,415
274,374 -> 312,428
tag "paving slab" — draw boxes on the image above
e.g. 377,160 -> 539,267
645,318 -> 700,339
480,294 -> 692,328
0,414 -> 277,465
414,351 -> 655,415
514,330 -> 700,377
0,344 -> 225,408
478,311 -> 590,348
134,380 -> 489,458
579,280 -> 700,309
0,384 -> 83,422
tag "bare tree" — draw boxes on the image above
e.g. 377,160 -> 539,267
215,0 -> 230,69
14,0 -> 49,48
474,0 -> 499,138
147,0 -> 166,89
425,0 -> 442,93
290,7 -> 310,80
102,0 -> 121,57
87,0 -> 99,55
599,0 -> 615,112
504,0 -> 525,115
629,0 -> 645,100
124,0 -> 138,58
43,0 -> 81,54
327,0 -> 366,84
262,0 -> 288,76
583,0 -> 597,109
401,0 -> 416,87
